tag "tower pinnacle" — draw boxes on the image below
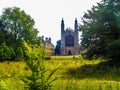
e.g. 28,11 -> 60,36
61,18 -> 64,33
75,18 -> 78,31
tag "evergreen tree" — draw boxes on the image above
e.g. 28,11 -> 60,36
22,41 -> 59,90
80,0 -> 120,59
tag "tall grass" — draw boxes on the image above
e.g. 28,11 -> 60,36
0,61 -> 25,90
0,55 -> 120,90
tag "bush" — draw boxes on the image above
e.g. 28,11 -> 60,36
84,48 -> 94,60
45,56 -> 51,60
9,46 -> 15,60
107,40 -> 120,60
22,41 -> 58,90
83,47 -> 99,60
0,43 -> 11,60
16,47 -> 24,60
22,41 -> 32,60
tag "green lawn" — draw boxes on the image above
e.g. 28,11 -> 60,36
0,56 -> 120,90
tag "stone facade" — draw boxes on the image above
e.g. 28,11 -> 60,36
44,37 -> 54,56
60,18 -> 79,55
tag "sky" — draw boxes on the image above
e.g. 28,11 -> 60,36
0,0 -> 101,45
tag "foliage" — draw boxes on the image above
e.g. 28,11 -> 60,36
16,47 -> 24,60
0,56 -> 120,90
80,0 -> 120,59
0,20 -> 6,44
9,46 -> 16,60
22,41 -> 32,60
0,7 -> 38,45
107,39 -> 120,60
0,61 -> 25,90
0,7 -> 40,61
55,40 -> 61,55
22,41 -> 58,90
0,43 -> 11,60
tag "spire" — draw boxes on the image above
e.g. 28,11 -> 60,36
74,18 -> 78,31
61,18 -> 64,23
61,18 -> 64,33
75,18 -> 77,24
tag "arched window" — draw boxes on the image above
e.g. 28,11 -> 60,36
65,35 -> 74,47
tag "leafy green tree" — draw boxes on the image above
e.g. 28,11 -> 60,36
0,7 -> 38,47
80,0 -> 120,59
0,7 -> 41,60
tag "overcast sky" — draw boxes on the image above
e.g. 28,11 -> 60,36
0,0 -> 101,45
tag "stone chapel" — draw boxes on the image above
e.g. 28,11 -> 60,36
60,18 -> 79,55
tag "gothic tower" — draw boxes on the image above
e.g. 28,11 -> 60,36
74,18 -> 79,54
61,18 -> 64,36
61,18 -> 65,55
60,18 -> 79,55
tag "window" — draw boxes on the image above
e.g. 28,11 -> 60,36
65,35 -> 74,47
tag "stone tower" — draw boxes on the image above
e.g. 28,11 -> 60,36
60,18 -> 79,55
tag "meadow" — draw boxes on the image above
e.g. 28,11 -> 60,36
0,55 -> 120,90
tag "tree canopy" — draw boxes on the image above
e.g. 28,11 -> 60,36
0,7 -> 40,60
0,7 -> 39,46
80,0 -> 120,60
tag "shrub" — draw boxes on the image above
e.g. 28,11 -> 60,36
22,41 -> 58,90
9,46 -> 15,60
83,47 -> 95,60
16,47 -> 24,60
22,41 -> 32,60
0,43 -> 11,60
45,56 -> 51,60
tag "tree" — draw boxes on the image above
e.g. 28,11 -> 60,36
0,7 -> 39,47
0,7 -> 40,60
80,0 -> 120,59
107,39 -> 120,60
22,41 -> 58,90
55,40 -> 61,55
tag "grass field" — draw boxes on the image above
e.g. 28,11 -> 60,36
0,55 -> 120,90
